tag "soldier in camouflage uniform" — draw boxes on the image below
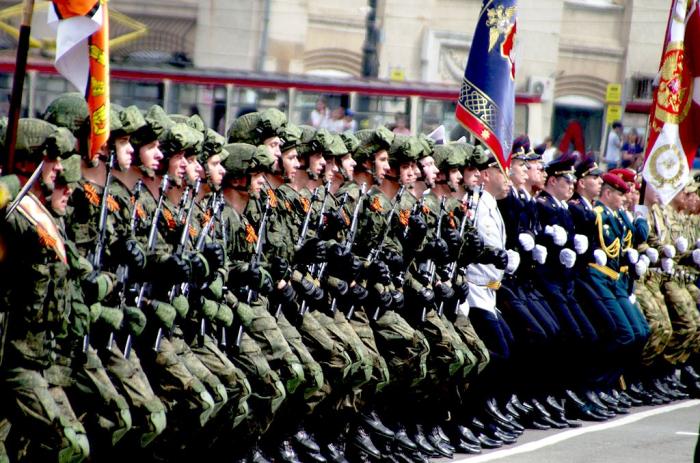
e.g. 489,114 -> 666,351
0,120 -> 90,462
49,95 -> 169,453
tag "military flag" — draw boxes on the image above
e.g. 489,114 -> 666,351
455,0 -> 517,171
48,0 -> 110,160
642,0 -> 700,204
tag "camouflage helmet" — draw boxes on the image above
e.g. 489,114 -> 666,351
354,126 -> 394,164
296,125 -> 320,156
339,130 -> 360,155
199,128 -> 226,164
130,105 -> 173,149
278,123 -> 302,152
43,92 -> 89,138
170,114 -> 206,134
388,135 -> 422,166
433,144 -> 466,172
56,154 -> 82,189
159,123 -> 204,158
4,119 -> 76,163
222,143 -> 275,178
227,108 -> 286,145
110,105 -> 146,139
465,143 -> 488,168
44,127 -> 78,159
417,134 -> 435,159
298,128 -> 347,158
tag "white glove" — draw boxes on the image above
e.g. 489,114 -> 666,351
625,248 -> 639,265
645,248 -> 659,264
505,249 -> 521,274
573,234 -> 589,254
533,244 -> 547,265
695,238 -> 700,249
593,249 -> 607,266
661,258 -> 675,274
639,254 -> 650,266
635,260 -> 648,277
692,249 -> 700,266
518,233 -> 535,252
629,294 -> 637,305
634,205 -> 649,220
544,224 -> 567,246
662,244 -> 676,259
559,248 -> 577,269
676,236 -> 689,253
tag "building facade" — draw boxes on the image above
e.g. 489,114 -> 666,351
0,0 -> 668,155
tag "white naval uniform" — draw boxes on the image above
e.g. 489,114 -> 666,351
461,190 -> 506,316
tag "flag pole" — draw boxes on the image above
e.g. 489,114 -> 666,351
2,0 -> 35,174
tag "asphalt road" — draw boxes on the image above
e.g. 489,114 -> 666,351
449,399 -> 700,463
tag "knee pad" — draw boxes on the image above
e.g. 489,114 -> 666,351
270,379 -> 287,415
58,426 -> 90,463
285,361 -> 306,395
198,390 -> 216,427
140,410 -> 167,448
111,407 -> 133,445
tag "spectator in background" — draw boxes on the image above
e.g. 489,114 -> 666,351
343,108 -> 357,132
328,106 -> 347,132
392,113 -> 411,135
310,97 -> 331,129
620,129 -> 644,170
604,120 -> 624,169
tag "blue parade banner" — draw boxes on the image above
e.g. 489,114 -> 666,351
456,0 -> 517,171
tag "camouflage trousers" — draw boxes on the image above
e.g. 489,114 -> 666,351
452,313 -> 491,378
136,335 -> 216,429
422,309 -> 475,381
188,334 -> 252,430
636,273 -> 672,366
171,333 -> 229,420
241,299 -> 305,396
63,348 -> 132,452
662,278 -> 700,365
2,365 -> 90,463
232,331 -> 286,438
348,307 -> 391,395
276,313 -> 326,414
373,309 -> 430,388
100,345 -> 167,449
685,283 -> 700,354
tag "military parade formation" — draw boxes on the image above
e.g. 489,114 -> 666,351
0,95 -> 699,463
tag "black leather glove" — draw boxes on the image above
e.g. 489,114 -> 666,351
414,261 -> 433,286
426,237 -> 451,265
454,280 -> 469,301
202,242 -> 225,274
187,252 -> 209,284
381,249 -> 404,276
371,287 -> 393,311
350,283 -> 369,305
238,263 -> 273,295
269,255 -> 291,282
320,209 -> 348,239
480,248 -> 508,270
416,287 -> 435,306
434,282 -> 455,302
326,279 -> 349,299
295,238 -> 327,264
294,278 -> 325,304
403,211 -> 428,248
123,239 -> 146,270
390,289 -> 404,310
161,254 -> 190,284
366,260 -> 391,285
326,244 -> 355,281
443,227 -> 462,255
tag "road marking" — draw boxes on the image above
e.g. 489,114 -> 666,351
675,431 -> 700,436
453,400 -> 700,462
